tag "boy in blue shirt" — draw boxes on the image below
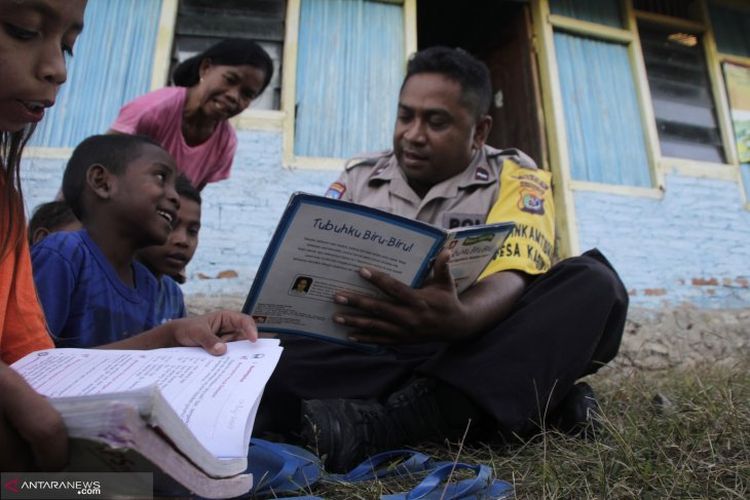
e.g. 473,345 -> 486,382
32,134 -> 181,347
137,174 -> 202,324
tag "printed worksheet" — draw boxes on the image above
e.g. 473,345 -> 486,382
11,340 -> 282,458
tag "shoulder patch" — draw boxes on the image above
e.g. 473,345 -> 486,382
344,151 -> 389,171
373,163 -> 389,176
325,182 -> 346,199
474,166 -> 490,181
495,148 -> 538,169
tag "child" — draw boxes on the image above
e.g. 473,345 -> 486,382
137,174 -> 202,323
108,39 -> 274,190
32,134 -> 187,347
0,0 -> 257,472
28,200 -> 82,245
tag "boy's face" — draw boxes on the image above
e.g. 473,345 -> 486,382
109,144 -> 179,247
0,0 -> 85,132
393,73 -> 490,197
137,197 -> 201,280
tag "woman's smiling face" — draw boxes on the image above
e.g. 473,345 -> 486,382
195,61 -> 267,121
0,0 -> 85,132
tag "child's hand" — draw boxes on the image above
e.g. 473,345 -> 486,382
0,362 -> 68,471
170,310 -> 258,355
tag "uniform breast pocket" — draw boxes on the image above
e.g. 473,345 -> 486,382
443,212 -> 484,229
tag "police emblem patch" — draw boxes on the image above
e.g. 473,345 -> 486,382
518,189 -> 545,215
325,182 -> 346,199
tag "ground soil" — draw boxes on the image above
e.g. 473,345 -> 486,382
186,295 -> 750,370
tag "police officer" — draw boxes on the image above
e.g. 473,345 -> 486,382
256,46 -> 628,473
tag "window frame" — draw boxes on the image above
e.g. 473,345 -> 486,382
703,0 -> 750,208
533,0 -> 750,257
167,0 -> 287,133
279,0 -> 417,170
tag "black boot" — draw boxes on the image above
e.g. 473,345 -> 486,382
547,381 -> 601,438
301,378 -> 485,472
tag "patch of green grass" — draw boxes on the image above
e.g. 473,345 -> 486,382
305,358 -> 749,499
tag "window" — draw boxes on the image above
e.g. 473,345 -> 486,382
549,0 -> 652,186
554,32 -> 651,186
30,0 -> 161,148
638,21 -> 725,163
709,2 -> 750,58
293,0 -> 406,159
709,0 -> 750,200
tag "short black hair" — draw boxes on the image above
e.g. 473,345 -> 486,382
403,46 -> 492,119
172,38 -> 274,93
175,174 -> 201,205
62,134 -> 164,220
28,201 -> 78,245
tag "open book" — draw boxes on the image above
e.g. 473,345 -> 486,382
242,193 -> 514,345
11,340 -> 283,499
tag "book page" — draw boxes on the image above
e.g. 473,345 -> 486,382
445,222 -> 515,293
245,194 -> 445,342
12,340 -> 282,458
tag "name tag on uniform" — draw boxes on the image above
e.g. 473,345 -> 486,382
443,212 -> 484,229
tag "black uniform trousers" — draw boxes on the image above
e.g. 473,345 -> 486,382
255,248 -> 628,438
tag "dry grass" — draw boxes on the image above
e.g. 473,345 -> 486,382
292,357 -> 749,499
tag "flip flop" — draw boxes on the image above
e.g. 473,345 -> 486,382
483,478 -> 514,499
244,438 -> 322,497
381,462 -> 512,500
327,449 -> 434,482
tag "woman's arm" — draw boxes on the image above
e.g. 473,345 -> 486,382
0,362 -> 68,471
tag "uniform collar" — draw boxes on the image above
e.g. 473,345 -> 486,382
365,146 -> 500,205
365,154 -> 421,204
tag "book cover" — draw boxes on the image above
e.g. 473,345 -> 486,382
243,193 -> 513,345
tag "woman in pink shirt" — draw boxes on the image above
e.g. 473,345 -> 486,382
109,39 -> 273,190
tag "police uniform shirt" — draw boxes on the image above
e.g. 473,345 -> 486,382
325,145 -> 556,276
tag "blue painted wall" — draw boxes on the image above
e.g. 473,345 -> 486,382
575,170 -> 750,309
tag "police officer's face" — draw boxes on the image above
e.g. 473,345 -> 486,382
393,73 -> 490,197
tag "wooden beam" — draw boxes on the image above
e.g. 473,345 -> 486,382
281,0 -> 301,168
150,0 -> 178,90
549,14 -> 633,44
700,0 -> 741,166
531,0 -> 580,258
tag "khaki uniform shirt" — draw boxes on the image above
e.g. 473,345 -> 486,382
325,145 -> 555,275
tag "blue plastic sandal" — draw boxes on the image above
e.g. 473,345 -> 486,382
381,462 -> 513,500
328,449 -> 434,482
244,438 -> 322,497
483,479 -> 514,499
